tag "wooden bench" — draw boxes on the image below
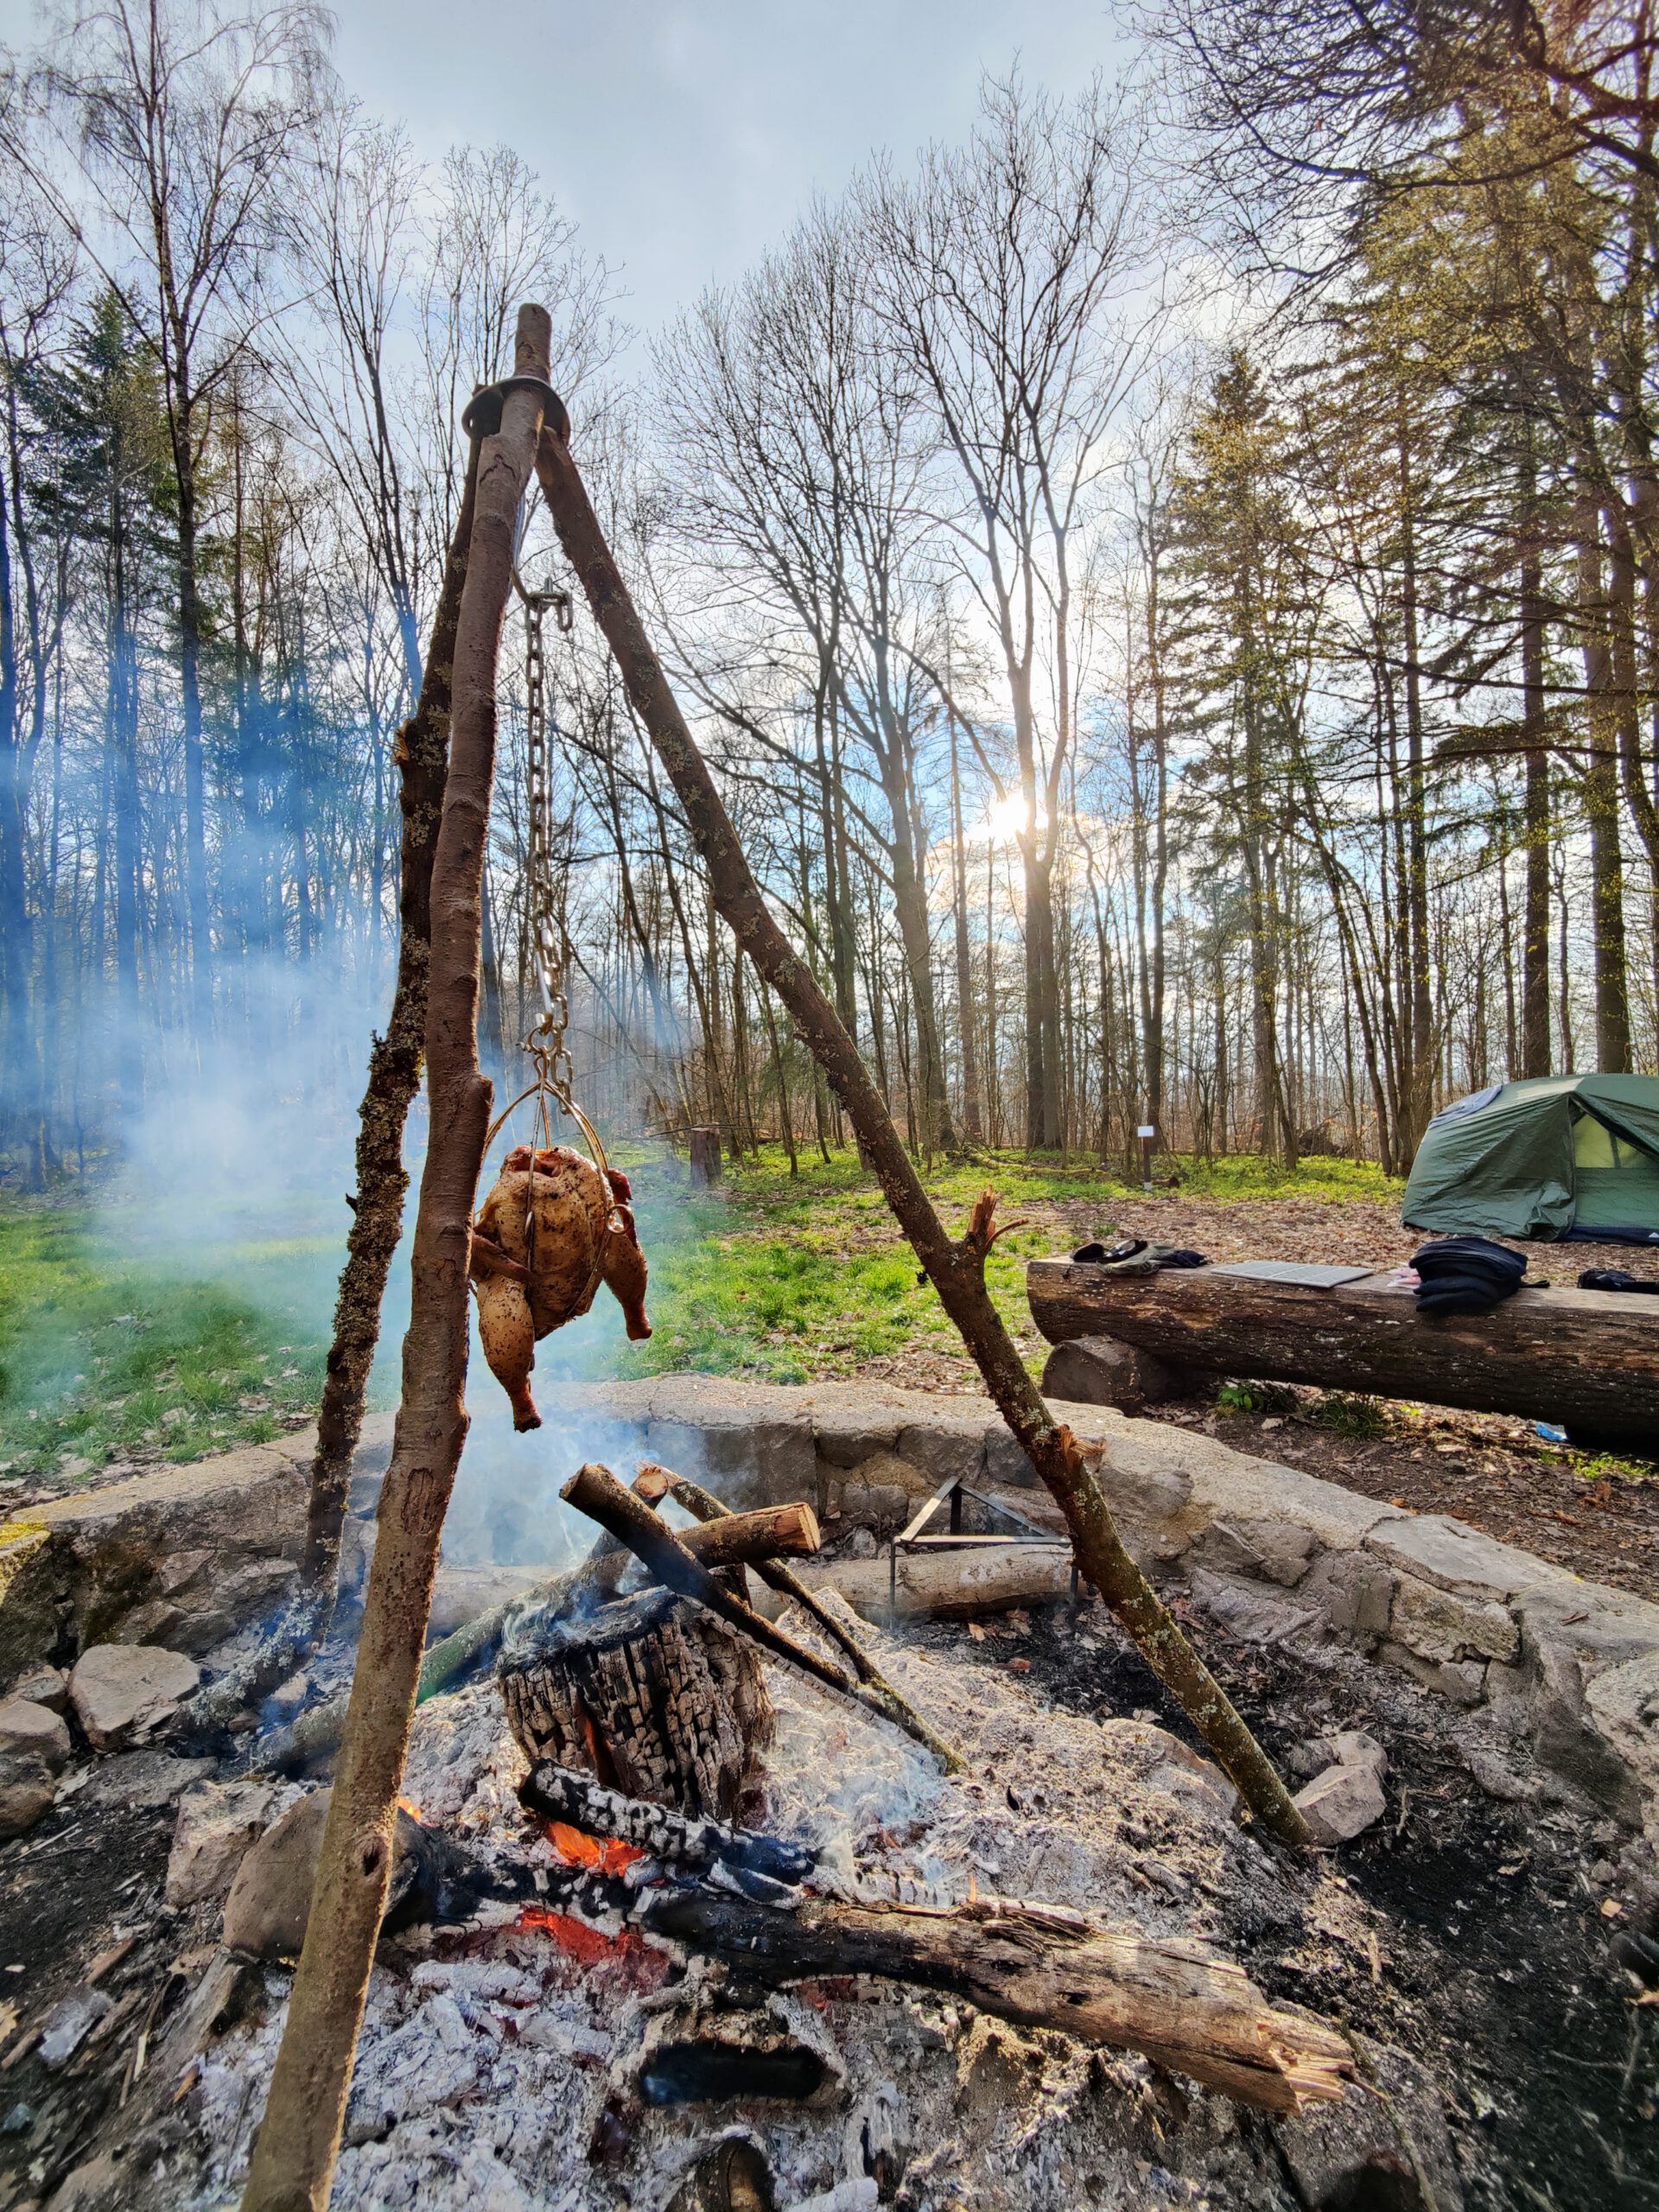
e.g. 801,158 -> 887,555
1027,1257 -> 1659,1448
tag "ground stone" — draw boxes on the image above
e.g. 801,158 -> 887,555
1192,1516 -> 1317,1589
1293,1760 -> 1387,1845
1292,1731 -> 1387,1784
1390,1574 -> 1519,1665
0,1698 -> 70,1770
0,1771 -> 55,1840
1297,1549 -> 1395,1644
1189,1567 -> 1318,1646
1365,1513 -> 1570,1605
7,1668 -> 67,1714
166,1777 -> 302,1909
222,1789 -> 421,1959
68,1643 -> 200,1751
1585,1650 -> 1659,1838
1376,1641 -> 1488,1707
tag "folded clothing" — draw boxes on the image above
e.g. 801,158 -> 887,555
1579,1267 -> 1659,1294
1410,1236 -> 1529,1316
1071,1237 -> 1209,1273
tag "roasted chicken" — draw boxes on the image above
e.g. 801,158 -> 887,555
470,1144 -> 651,1430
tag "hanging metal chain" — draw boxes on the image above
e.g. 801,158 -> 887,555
520,574 -> 575,1115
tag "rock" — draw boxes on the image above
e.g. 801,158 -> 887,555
1459,1743 -> 1541,1804
37,1990 -> 114,2067
0,1522 -> 62,1688
1377,1641 -> 1488,1707
73,1748 -> 214,1815
8,1668 -> 67,1714
1586,1650 -> 1659,1836
0,1696 -> 73,1840
1039,1335 -> 1174,1414
68,1643 -> 200,1751
166,1778 -> 300,1909
0,2102 -> 31,2135
1189,1567 -> 1318,1646
1365,1514 -> 1565,1606
1293,1760 -> 1387,1845
30,1446 -> 308,1654
1193,1516 -> 1317,1589
0,1699 -> 70,1771
1293,1731 -> 1387,1784
223,1789 -> 423,1960
1276,2041 -> 1463,2210
839,1482 -> 909,1535
1298,1550 -> 1395,1644
0,1772 -> 55,1840
1390,1575 -> 1518,1664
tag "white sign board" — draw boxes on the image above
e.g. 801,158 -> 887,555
1136,1124 -> 1156,1139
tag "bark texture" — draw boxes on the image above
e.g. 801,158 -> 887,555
500,1586 -> 772,1821
239,308 -> 553,2212
534,425 -> 1309,1847
1027,1262 -> 1659,1444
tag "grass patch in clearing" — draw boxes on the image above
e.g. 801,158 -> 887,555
0,1198 -> 329,1484
0,1141 -> 1408,1468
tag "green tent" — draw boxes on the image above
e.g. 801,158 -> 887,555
1402,1073 -> 1659,1243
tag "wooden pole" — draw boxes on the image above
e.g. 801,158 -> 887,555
239,308 -> 554,2212
177,436 -> 487,1751
533,423 -> 1310,1847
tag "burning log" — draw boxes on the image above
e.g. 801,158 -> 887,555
499,1586 -> 774,1823
634,1463 -> 963,1771
252,1496 -> 816,1777
511,1751 -> 1350,2112
559,1463 -> 959,1765
519,1760 -> 817,1886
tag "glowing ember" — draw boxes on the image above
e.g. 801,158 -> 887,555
515,1904 -> 647,1968
543,1819 -> 646,1878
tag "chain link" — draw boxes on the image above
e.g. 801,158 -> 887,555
521,580 -> 575,1107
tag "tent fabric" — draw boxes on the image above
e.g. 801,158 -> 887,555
1402,1073 -> 1659,1241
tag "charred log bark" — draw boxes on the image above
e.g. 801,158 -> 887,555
560,1462 -> 959,1764
635,1463 -> 962,1771
637,1888 -> 1352,2113
500,1587 -> 772,1822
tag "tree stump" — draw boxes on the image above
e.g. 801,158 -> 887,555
1040,1332 -> 1175,1413
499,1588 -> 772,1822
688,1128 -> 722,1186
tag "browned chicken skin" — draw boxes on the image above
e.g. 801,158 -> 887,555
470,1144 -> 651,1430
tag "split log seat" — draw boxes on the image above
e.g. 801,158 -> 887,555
1027,1258 -> 1659,1447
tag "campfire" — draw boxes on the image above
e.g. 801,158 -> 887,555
116,1452 -> 1402,2212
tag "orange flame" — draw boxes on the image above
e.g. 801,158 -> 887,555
515,1904 -> 645,1967
542,1819 -> 645,1878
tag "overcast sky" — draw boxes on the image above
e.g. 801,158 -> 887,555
330,0 -> 1125,340
0,0 -> 1127,341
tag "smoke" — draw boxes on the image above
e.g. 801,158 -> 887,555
61,942 -> 697,1564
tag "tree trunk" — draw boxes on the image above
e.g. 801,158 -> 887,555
1027,1261 -> 1659,1445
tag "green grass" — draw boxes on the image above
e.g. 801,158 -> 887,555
0,1145 -> 1405,1482
0,1198 -> 330,1484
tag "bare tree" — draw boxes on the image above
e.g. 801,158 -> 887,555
861,74 -> 1162,1149
17,0 -> 327,1032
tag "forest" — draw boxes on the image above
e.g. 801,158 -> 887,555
3,0 -> 1658,1198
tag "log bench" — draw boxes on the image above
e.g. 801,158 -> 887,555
1027,1257 -> 1659,1448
